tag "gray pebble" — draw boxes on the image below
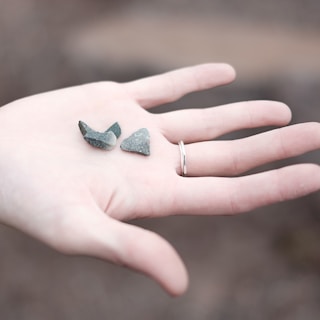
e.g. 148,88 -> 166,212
78,120 -> 117,150
120,128 -> 150,156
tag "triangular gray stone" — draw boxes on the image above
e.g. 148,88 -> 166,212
120,128 -> 150,156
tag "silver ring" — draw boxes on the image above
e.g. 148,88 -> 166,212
178,140 -> 187,176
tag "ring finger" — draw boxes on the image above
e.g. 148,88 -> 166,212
177,122 -> 320,177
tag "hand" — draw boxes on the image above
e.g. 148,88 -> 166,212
0,64 -> 319,296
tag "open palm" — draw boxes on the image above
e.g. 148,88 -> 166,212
0,64 -> 319,295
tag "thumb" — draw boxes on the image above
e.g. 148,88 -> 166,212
112,220 -> 189,296
58,207 -> 188,296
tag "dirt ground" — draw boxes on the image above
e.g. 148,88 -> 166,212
0,1 -> 320,319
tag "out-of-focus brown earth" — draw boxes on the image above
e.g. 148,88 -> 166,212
1,1 -> 320,319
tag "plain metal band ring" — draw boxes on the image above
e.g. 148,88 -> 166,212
178,140 -> 187,176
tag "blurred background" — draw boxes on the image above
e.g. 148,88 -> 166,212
0,1 -> 320,319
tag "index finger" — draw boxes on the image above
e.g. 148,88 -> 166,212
123,63 -> 236,109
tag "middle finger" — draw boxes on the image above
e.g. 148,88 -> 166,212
160,100 -> 291,143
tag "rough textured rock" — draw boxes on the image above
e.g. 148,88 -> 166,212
120,128 -> 150,156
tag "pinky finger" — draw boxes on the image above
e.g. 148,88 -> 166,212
173,164 -> 320,216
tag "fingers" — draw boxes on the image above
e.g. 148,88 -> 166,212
160,100 -> 292,143
184,122 -> 320,176
56,208 -> 188,296
124,63 -> 236,109
172,164 -> 320,216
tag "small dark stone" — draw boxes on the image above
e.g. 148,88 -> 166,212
78,120 -> 117,150
120,128 -> 150,156
106,122 -> 121,138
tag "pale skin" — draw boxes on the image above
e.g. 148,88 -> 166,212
0,63 -> 320,296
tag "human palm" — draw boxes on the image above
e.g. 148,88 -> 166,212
0,64 -> 319,295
